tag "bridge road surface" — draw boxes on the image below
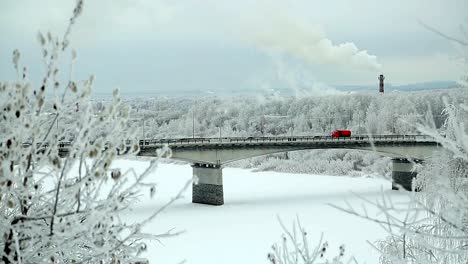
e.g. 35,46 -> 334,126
138,135 -> 439,165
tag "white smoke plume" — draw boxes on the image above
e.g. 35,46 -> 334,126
247,8 -> 382,71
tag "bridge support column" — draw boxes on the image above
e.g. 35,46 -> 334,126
392,158 -> 422,191
192,163 -> 224,206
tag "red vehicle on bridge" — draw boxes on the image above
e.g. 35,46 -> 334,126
331,129 -> 352,138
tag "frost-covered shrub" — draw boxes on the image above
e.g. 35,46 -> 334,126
268,217 -> 352,264
0,2 -> 185,263
373,134 -> 468,263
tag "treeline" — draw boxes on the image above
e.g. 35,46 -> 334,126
123,88 -> 467,139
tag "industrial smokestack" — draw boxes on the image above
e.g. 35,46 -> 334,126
379,74 -> 385,94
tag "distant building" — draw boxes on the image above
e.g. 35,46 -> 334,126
378,74 -> 385,94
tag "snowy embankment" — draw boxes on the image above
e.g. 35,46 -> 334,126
229,149 -> 392,177
119,159 -> 408,264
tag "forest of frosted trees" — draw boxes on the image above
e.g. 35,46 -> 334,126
124,89 -> 467,139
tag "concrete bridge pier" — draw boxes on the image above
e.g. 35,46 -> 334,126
392,158 -> 423,191
192,163 -> 224,205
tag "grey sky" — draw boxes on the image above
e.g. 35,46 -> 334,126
1,0 -> 466,95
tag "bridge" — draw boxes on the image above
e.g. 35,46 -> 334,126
137,135 -> 439,205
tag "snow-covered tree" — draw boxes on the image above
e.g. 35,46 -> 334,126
0,1 -> 186,263
331,25 -> 468,264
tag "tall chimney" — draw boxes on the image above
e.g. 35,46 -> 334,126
378,74 -> 385,94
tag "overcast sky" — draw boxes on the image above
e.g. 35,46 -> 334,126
1,0 -> 466,95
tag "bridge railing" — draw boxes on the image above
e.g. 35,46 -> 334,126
11,135 -> 434,152
137,134 -> 433,146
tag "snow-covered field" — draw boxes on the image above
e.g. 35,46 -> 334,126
120,159 -> 408,264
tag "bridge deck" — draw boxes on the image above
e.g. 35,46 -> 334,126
139,135 -> 437,147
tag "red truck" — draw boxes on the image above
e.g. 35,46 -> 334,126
331,129 -> 352,138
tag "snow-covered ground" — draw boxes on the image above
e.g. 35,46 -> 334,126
119,159 -> 408,264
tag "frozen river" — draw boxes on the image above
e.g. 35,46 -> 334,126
120,160 -> 408,263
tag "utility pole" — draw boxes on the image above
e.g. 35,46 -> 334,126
358,113 -> 361,134
260,114 -> 266,138
192,110 -> 195,139
290,121 -> 294,137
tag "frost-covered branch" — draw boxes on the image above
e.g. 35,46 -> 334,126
0,1 -> 186,263
267,216 -> 355,264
